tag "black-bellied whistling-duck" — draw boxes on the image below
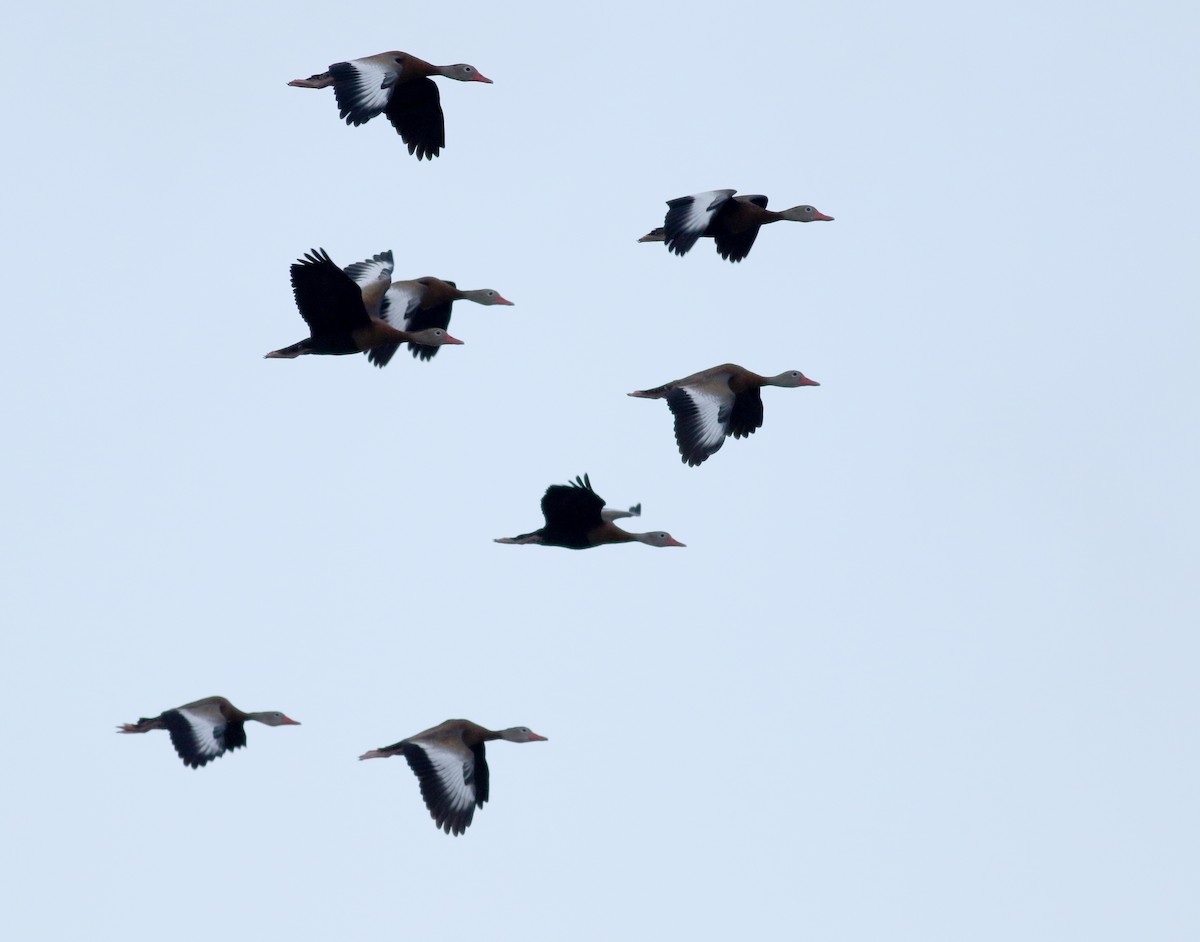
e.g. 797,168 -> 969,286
264,249 -> 463,360
639,190 -> 833,262
288,52 -> 492,160
495,475 -> 684,549
630,364 -> 821,466
118,696 -> 300,769
343,252 -> 512,366
359,719 -> 547,835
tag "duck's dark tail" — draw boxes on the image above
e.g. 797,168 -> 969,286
117,716 -> 162,734
359,742 -> 407,761
494,532 -> 544,545
287,72 -> 334,89
264,339 -> 311,359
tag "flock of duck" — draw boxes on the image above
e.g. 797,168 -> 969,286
119,48 -> 833,835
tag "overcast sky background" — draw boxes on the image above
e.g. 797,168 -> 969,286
3,1 -> 1198,939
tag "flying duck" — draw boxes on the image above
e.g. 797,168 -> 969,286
343,251 -> 512,365
289,51 -> 492,160
639,189 -> 833,262
495,475 -> 684,549
630,364 -> 820,466
359,719 -> 547,835
118,696 -> 300,769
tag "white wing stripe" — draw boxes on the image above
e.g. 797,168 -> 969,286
421,741 -> 476,814
381,283 -> 423,326
176,707 -> 225,758
344,252 -> 395,290
341,59 -> 396,119
684,386 -> 730,449
683,189 -> 735,235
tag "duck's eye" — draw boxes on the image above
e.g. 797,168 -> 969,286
464,66 -> 474,72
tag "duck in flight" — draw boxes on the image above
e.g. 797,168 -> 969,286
639,189 -> 833,262
630,364 -> 821,466
118,696 -> 300,769
359,719 -> 547,835
289,51 -> 492,160
342,250 -> 512,366
495,474 -> 684,549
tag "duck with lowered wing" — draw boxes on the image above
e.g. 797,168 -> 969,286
360,719 -> 546,835
630,364 -> 821,466
639,189 -> 833,262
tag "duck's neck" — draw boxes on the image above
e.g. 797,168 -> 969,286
630,531 -> 663,546
599,524 -> 639,544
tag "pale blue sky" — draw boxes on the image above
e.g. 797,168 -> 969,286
3,1 -> 1198,939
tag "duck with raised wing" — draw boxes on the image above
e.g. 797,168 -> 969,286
343,251 -> 512,366
264,248 -> 463,360
630,364 -> 821,466
359,719 -> 547,835
118,696 -> 300,769
639,190 -> 833,262
289,51 -> 492,160
496,475 -> 684,549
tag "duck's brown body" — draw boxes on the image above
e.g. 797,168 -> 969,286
265,320 -> 436,359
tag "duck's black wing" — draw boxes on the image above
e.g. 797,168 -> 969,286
713,195 -> 769,263
290,249 -> 371,336
663,189 -> 736,257
727,387 -> 766,439
539,474 -> 606,547
405,280 -> 456,361
384,77 -> 445,161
